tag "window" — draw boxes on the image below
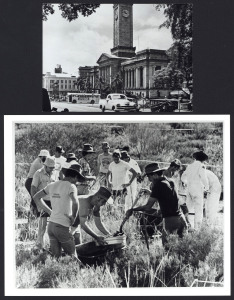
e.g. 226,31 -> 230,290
69,80 -> 71,83
65,80 -> 67,83
61,80 -> 63,83
65,85 -> 67,89
61,85 -> 63,89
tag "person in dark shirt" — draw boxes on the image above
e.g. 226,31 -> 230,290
126,163 -> 188,244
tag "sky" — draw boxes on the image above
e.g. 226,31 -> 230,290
43,4 -> 173,76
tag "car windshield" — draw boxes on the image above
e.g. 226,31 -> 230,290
112,95 -> 126,100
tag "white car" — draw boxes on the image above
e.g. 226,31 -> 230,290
99,94 -> 139,112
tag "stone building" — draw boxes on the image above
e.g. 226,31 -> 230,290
80,4 -> 170,98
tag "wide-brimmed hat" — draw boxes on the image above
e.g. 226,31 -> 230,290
66,153 -> 78,162
193,151 -> 208,162
44,156 -> 56,168
66,164 -> 85,182
98,186 -> 112,200
121,151 -> 130,160
113,150 -> 121,157
145,163 -> 166,176
55,145 -> 65,153
102,142 -> 110,149
38,149 -> 49,157
82,144 -> 95,153
170,159 -> 182,168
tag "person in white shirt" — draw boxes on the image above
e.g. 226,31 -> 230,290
97,142 -> 113,187
120,151 -> 141,212
33,164 -> 85,258
205,169 -> 221,225
107,150 -> 137,201
181,151 -> 209,230
52,145 -> 66,181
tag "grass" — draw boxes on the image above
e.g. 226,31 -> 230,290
14,122 -> 224,288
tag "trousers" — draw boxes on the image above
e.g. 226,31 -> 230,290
186,184 -> 204,230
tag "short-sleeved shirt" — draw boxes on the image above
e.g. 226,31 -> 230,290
109,160 -> 131,190
181,160 -> 208,190
44,181 -> 77,227
51,155 -> 66,181
126,158 -> 141,183
151,177 -> 181,218
32,167 -> 55,201
98,152 -> 113,174
27,157 -> 43,178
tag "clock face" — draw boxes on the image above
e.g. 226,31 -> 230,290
122,9 -> 129,18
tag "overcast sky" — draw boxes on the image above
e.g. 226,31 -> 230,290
43,4 -> 173,76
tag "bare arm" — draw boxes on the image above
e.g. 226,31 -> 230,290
33,189 -> 52,215
132,196 -> 157,212
68,192 -> 79,225
94,216 -> 110,235
122,168 -> 137,189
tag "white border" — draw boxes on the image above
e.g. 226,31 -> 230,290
4,114 -> 230,296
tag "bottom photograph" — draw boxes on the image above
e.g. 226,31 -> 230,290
5,115 -> 230,296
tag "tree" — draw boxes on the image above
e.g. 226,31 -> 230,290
111,72 -> 123,93
155,4 -> 192,91
154,63 -> 184,90
42,4 -> 100,21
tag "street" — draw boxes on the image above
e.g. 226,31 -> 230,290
51,101 -> 152,113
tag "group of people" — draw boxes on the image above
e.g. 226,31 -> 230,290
24,142 -> 221,258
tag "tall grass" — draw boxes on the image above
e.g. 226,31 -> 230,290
15,122 -> 224,288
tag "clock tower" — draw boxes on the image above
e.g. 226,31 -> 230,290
111,4 -> 136,58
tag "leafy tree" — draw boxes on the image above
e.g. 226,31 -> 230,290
155,4 -> 192,91
42,4 -> 100,21
154,63 -> 184,90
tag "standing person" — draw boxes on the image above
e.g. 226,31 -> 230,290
126,163 -> 188,245
71,186 -> 112,245
107,150 -> 137,201
31,157 -> 55,249
60,153 -> 79,179
97,142 -> 113,187
120,151 -> 141,212
181,151 -> 209,230
205,169 -> 222,225
78,144 -> 96,195
52,145 -> 66,181
25,149 -> 50,216
33,165 -> 85,258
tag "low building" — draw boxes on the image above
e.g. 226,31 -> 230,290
42,71 -> 78,97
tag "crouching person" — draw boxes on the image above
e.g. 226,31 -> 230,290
33,165 -> 85,258
125,163 -> 188,245
71,186 -> 112,246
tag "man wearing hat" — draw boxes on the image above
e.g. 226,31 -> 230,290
78,144 -> 96,195
71,186 -> 112,246
59,153 -> 79,180
31,156 -> 55,249
51,145 -> 66,181
126,163 -> 188,245
25,149 -> 50,216
121,151 -> 141,212
97,142 -> 113,187
33,164 -> 85,258
181,150 -> 209,230
107,150 -> 137,201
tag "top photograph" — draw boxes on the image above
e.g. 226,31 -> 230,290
42,4 -> 193,113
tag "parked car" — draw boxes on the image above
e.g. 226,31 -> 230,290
170,90 -> 190,99
99,94 -> 139,112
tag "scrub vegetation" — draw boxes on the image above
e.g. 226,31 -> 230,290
15,122 -> 224,288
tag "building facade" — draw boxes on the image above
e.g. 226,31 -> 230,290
42,71 -> 78,97
78,4 -> 170,98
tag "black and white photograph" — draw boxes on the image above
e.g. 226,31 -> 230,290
5,115 -> 230,295
42,4 -> 193,113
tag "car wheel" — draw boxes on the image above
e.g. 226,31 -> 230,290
90,100 -> 95,104
102,106 -> 105,112
112,106 -> 115,110
100,105 -> 102,109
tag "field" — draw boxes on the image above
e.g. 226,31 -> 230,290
14,122 -> 224,289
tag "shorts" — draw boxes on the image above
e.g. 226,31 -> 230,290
47,221 -> 75,257
40,200 -> 52,217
